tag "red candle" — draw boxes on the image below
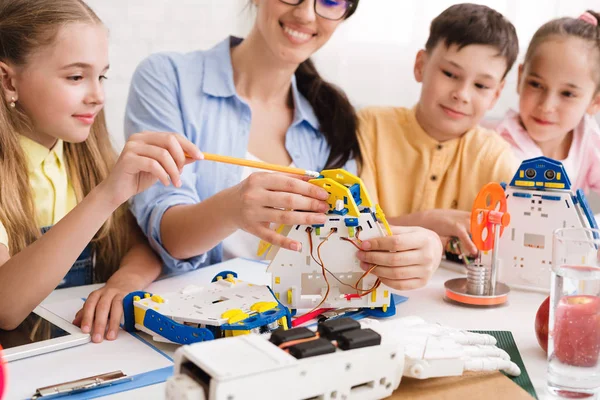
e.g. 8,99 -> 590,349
553,295 -> 600,367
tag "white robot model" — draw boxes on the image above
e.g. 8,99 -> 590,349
122,271 -> 292,344
488,157 -> 597,292
262,169 -> 394,312
165,317 -> 520,400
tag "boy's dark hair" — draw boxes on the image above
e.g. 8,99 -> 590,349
425,3 -> 519,78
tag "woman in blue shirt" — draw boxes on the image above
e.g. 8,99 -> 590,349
125,0 -> 443,291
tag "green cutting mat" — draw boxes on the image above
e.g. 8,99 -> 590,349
470,330 -> 538,399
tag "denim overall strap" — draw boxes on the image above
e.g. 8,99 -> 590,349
41,226 -> 94,289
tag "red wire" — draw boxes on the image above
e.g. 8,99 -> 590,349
291,308 -> 334,327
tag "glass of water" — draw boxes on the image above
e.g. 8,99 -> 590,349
548,228 -> 600,398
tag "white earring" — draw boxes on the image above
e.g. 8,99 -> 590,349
9,97 -> 16,108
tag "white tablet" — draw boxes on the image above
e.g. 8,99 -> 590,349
0,305 -> 90,362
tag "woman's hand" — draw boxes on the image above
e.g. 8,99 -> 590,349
356,226 -> 443,290
231,172 -> 331,251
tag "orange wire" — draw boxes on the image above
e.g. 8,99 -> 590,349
298,227 -> 381,319
295,230 -> 334,318
278,333 -> 321,350
312,231 -> 380,294
307,229 -> 347,287
340,237 -> 362,250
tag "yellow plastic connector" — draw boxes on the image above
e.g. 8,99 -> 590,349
250,302 -> 266,312
134,305 -> 146,326
228,312 -> 249,324
319,169 -> 375,208
278,317 -> 289,330
221,309 -> 243,320
226,310 -> 251,336
133,295 -> 141,302
287,289 -> 293,305
143,293 -> 151,298
275,277 -> 281,284
151,294 -> 164,304
309,177 -> 360,217
375,204 -> 393,236
255,302 -> 278,313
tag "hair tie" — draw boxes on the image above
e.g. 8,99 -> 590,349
579,12 -> 598,26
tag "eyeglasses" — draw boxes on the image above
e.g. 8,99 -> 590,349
279,0 -> 356,21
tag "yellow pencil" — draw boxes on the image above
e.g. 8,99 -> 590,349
188,152 -> 321,178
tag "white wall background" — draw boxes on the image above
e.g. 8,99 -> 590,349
86,0 -> 600,150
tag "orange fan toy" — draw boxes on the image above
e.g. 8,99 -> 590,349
444,183 -> 511,306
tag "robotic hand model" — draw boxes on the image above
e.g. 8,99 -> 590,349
122,271 -> 292,345
261,169 -> 395,313
165,316 -> 520,400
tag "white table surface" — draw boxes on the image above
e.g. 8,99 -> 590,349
41,258 -> 551,399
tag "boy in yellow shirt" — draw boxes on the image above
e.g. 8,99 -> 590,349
358,3 -> 519,255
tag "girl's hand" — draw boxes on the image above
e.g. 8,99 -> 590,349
231,172 -> 331,251
356,226 -> 443,291
102,132 -> 203,207
72,283 -> 130,343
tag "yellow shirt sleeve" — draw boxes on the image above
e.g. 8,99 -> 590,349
0,220 -> 8,252
356,109 -> 381,205
485,141 -> 520,185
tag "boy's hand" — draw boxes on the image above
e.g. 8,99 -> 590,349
72,282 -> 131,343
356,226 -> 443,291
421,209 -> 478,255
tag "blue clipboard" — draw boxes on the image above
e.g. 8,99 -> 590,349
30,329 -> 174,400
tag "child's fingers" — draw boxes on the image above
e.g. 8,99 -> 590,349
360,262 -> 424,281
360,232 -> 424,253
130,132 -> 203,164
357,248 -> 424,268
106,297 -> 124,341
72,308 -> 83,327
80,292 -> 101,334
138,158 -> 171,187
457,229 -> 478,256
132,144 -> 181,187
377,277 -> 425,291
171,134 -> 203,161
91,295 -> 114,343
